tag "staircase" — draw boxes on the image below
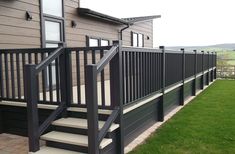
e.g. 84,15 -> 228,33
31,107 -> 119,154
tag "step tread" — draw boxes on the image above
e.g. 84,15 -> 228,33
41,131 -> 112,149
67,107 -> 112,115
30,146 -> 85,154
52,118 -> 119,132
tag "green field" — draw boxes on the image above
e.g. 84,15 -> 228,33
129,80 -> 235,154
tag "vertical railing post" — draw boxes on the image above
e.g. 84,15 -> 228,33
0,53 -> 2,133
215,52 -> 217,79
158,46 -> 165,121
211,52 -> 214,81
193,50 -> 197,96
180,48 -> 185,105
206,52 -> 210,85
110,40 -> 124,154
201,51 -> 204,89
65,50 -> 73,106
0,109 -> 2,134
85,64 -> 99,154
59,49 -> 68,116
24,64 -> 39,152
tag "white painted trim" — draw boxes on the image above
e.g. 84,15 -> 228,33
0,101 -> 58,110
165,83 -> 183,94
123,93 -> 163,114
185,76 -> 195,84
67,107 -> 112,115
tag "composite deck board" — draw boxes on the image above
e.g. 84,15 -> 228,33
41,131 -> 112,149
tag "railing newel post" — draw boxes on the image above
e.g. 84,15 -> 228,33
193,50 -> 197,96
111,40 -> 124,154
201,51 -> 204,89
24,64 -> 39,152
0,110 -> 2,134
85,64 -> 99,154
215,52 -> 217,79
206,51 -> 210,85
158,46 -> 165,121
180,48 -> 185,105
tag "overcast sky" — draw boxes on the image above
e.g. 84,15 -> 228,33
81,0 -> 235,47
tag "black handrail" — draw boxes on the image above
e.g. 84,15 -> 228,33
96,45 -> 118,73
35,46 -> 64,73
85,41 -> 123,154
25,46 -> 66,152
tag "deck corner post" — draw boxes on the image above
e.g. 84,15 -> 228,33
0,108 -> 3,134
201,51 -> 204,89
193,50 -> 197,96
211,52 -> 214,82
206,51 -> 210,85
180,48 -> 185,106
111,40 -> 124,154
24,64 -> 39,152
85,64 -> 99,154
215,52 -> 217,79
65,48 -> 73,107
158,46 -> 165,122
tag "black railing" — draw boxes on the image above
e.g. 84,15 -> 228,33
24,46 -> 66,152
85,41 -> 123,154
0,41 -> 217,154
0,48 -> 56,103
66,46 -> 113,108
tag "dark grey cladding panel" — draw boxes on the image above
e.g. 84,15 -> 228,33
123,97 -> 160,146
0,105 -> 53,136
164,87 -> 181,115
184,80 -> 194,99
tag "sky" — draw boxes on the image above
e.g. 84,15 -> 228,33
80,0 -> 235,47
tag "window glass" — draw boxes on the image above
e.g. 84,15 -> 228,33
89,38 -> 99,47
46,43 -> 58,48
138,34 -> 143,47
101,39 -> 109,46
42,0 -> 62,17
133,33 -> 138,47
45,21 -> 61,41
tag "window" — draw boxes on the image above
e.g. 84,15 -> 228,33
87,36 -> 109,47
45,21 -> 61,41
101,39 -> 109,46
132,32 -> 144,47
89,38 -> 99,47
42,0 -> 63,17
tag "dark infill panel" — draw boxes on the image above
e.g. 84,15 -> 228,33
123,98 -> 160,146
184,80 -> 194,99
196,76 -> 201,91
197,54 -> 203,74
204,54 -> 209,71
0,106 -> 54,136
165,53 -> 183,87
164,87 -> 181,115
185,54 -> 195,79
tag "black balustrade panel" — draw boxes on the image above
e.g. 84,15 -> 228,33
67,46 -> 112,108
165,52 -> 183,87
185,53 -> 195,78
197,53 -> 203,74
122,47 -> 162,105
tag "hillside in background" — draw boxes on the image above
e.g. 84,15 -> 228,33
166,43 -> 235,51
166,43 -> 235,65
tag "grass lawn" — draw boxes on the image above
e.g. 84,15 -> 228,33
129,80 -> 235,154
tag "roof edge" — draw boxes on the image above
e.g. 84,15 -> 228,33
77,8 -> 161,25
